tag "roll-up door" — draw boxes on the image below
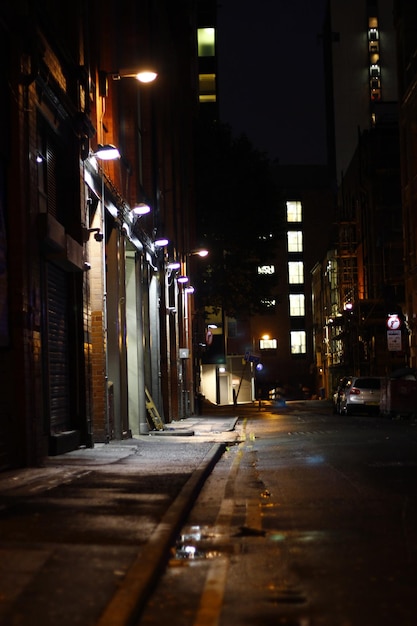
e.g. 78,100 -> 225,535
46,262 -> 70,434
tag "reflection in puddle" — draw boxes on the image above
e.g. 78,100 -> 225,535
172,525 -> 224,561
269,530 -> 327,544
305,455 -> 325,465
269,532 -> 287,542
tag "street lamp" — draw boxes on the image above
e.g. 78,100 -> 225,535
188,248 -> 209,258
99,67 -> 158,97
111,68 -> 158,83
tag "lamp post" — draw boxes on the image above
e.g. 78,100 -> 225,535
177,275 -> 192,417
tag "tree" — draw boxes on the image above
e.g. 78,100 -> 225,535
195,120 -> 284,318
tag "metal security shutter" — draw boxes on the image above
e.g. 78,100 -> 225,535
47,263 -> 70,433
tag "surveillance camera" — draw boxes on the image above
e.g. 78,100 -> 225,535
94,231 -> 104,242
83,262 -> 91,271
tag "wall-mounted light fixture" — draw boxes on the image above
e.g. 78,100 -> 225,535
93,144 -> 121,160
130,202 -> 151,216
167,261 -> 181,271
185,286 -> 195,294
82,227 -> 104,243
154,237 -> 169,248
177,275 -> 189,284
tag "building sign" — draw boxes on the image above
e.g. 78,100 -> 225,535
387,330 -> 401,352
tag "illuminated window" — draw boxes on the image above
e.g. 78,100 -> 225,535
287,231 -> 303,252
258,265 -> 275,275
199,74 -> 216,102
260,338 -> 277,350
286,200 -> 302,222
368,17 -> 381,103
289,294 -> 305,316
370,64 -> 380,78
261,299 -> 276,308
371,87 -> 381,101
288,261 -> 304,284
290,330 -> 306,354
198,28 -> 215,57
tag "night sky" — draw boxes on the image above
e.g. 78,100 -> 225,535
217,0 -> 328,165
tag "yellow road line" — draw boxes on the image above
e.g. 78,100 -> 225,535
193,425 -> 250,626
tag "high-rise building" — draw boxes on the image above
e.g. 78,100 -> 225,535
197,0 -> 219,121
314,0 -> 407,393
250,165 -> 335,400
324,0 -> 398,184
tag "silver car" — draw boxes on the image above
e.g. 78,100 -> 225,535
339,376 -> 382,415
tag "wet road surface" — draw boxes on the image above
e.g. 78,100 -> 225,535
140,402 -> 417,626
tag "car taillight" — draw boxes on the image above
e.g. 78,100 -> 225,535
349,387 -> 360,395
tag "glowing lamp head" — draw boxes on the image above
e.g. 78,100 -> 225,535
135,71 -> 158,83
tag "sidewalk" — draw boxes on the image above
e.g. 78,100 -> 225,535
0,413 -> 241,626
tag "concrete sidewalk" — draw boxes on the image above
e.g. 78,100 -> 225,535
0,414 -> 241,626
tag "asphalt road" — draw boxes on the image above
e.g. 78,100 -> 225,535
139,401 -> 417,626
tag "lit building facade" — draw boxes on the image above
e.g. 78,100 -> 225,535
394,0 -> 417,369
313,0 -> 407,394
197,0 -> 218,120
324,0 -> 398,185
248,166 -> 335,400
0,1 -> 201,469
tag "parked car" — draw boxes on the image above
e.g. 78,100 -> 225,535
339,376 -> 382,415
332,376 -> 353,414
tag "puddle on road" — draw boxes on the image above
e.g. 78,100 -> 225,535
172,523 -> 329,563
268,530 -> 328,544
170,525 -> 226,562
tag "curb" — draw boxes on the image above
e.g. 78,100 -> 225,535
149,428 -> 195,436
96,442 -> 227,626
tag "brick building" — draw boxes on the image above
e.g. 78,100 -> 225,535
0,0 -> 201,469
